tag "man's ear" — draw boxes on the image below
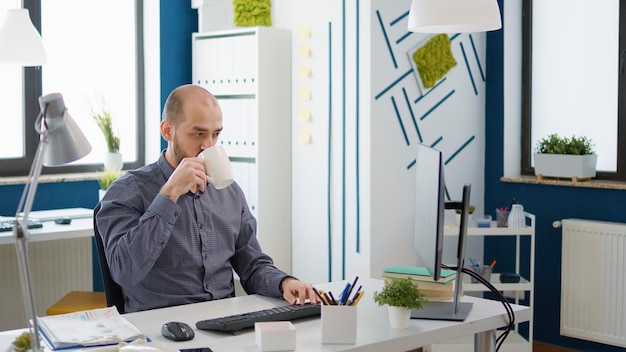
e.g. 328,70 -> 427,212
160,120 -> 173,141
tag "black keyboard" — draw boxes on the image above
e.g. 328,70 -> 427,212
196,303 -> 321,333
0,219 -> 43,232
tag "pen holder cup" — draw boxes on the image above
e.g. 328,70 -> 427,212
321,305 -> 357,344
496,209 -> 509,228
470,267 -> 493,283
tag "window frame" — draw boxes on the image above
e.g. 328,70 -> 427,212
521,0 -> 626,181
0,0 -> 145,177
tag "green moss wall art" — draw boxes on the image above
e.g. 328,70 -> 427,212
411,34 -> 457,89
233,0 -> 272,27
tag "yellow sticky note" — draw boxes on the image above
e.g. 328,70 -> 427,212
298,108 -> 312,122
298,25 -> 311,39
298,129 -> 312,144
299,86 -> 311,101
297,65 -> 311,78
298,45 -> 311,58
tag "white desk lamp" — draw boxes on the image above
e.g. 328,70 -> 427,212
407,0 -> 502,33
0,8 -> 92,351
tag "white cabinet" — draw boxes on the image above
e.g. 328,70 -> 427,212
192,27 -> 292,273
426,213 -> 535,352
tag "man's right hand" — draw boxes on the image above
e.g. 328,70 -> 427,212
160,157 -> 207,202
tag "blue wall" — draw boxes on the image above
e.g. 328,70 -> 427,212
485,6 -> 625,350
159,1 -> 197,132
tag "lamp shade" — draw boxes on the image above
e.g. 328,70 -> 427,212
0,8 -> 46,66
407,0 -> 502,33
38,93 -> 92,166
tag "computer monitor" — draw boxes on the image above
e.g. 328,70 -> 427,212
412,144 -> 446,281
411,143 -> 473,321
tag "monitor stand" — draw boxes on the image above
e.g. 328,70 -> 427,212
411,185 -> 473,322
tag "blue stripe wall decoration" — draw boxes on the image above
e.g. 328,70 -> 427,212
369,1 -> 487,278
290,0 -> 487,287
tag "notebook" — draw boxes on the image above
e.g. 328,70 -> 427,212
38,307 -> 146,350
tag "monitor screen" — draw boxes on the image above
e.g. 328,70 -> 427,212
411,143 -> 474,320
412,144 -> 445,281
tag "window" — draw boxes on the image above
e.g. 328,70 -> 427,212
0,0 -> 25,160
0,0 -> 144,176
521,0 -> 626,181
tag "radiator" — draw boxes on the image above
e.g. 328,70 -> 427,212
0,237 -> 93,331
561,219 -> 626,348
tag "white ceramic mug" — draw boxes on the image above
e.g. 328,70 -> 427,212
198,146 -> 234,190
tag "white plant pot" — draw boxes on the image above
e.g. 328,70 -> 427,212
99,189 -> 107,201
104,152 -> 123,171
534,153 -> 597,179
387,305 -> 411,329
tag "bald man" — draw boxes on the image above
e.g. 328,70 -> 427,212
96,84 -> 319,313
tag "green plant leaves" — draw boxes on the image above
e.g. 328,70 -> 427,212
92,108 -> 120,153
535,134 -> 595,155
373,277 -> 427,310
98,169 -> 122,190
12,331 -> 31,352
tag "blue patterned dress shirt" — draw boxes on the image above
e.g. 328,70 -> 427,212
96,152 -> 289,312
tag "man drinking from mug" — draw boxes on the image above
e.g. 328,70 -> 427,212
96,84 -> 319,313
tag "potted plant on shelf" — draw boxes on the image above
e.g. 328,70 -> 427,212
98,168 -> 122,200
373,277 -> 427,329
534,134 -> 597,181
92,105 -> 122,171
455,205 -> 475,226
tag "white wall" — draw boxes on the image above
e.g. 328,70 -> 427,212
194,0 -> 489,284
288,0 -> 487,284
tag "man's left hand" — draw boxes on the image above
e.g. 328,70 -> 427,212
281,277 -> 321,305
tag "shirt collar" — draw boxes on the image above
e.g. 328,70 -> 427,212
157,150 -> 174,180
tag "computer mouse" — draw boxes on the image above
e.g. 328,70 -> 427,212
54,217 -> 72,225
161,321 -> 195,341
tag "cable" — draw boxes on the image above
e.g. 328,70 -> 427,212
442,264 -> 516,352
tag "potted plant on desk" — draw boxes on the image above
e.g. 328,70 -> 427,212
12,331 -> 31,352
374,277 -> 427,329
534,133 -> 597,181
98,168 -> 122,200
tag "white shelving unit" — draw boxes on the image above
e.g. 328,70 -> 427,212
192,27 -> 292,273
426,212 -> 535,352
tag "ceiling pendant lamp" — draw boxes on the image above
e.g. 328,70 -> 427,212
407,0 -> 502,33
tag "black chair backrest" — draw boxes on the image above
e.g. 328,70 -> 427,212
93,203 -> 125,314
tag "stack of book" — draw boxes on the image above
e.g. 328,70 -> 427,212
382,265 -> 457,301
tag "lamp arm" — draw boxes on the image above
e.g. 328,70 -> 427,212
15,111 -> 45,222
13,129 -> 49,352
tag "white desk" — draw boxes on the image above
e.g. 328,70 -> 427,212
0,217 -> 93,245
0,209 -> 94,331
0,277 -> 530,351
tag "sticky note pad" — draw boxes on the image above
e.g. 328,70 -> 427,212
255,321 -> 296,351
297,65 -> 311,78
298,108 -> 312,122
298,86 -> 311,101
298,129 -> 312,144
298,25 -> 311,39
298,45 -> 311,58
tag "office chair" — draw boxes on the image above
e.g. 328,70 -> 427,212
93,202 -> 126,314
